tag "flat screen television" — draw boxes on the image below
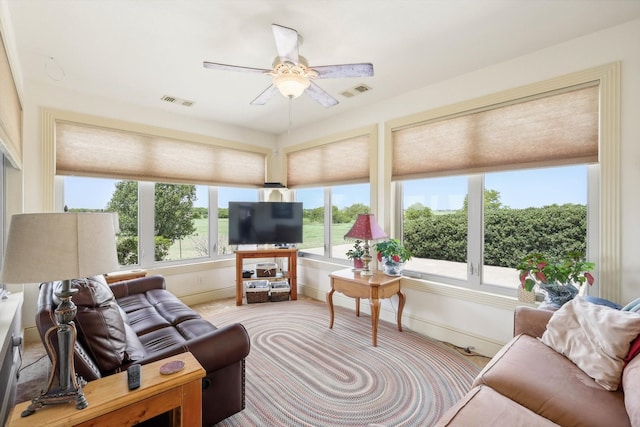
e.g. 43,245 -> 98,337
228,201 -> 303,245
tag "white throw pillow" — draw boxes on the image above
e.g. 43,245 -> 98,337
540,296 -> 640,391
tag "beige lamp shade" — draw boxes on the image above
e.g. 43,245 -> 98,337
0,212 -> 119,284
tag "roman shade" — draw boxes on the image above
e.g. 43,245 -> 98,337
286,133 -> 370,187
56,121 -> 266,186
392,84 -> 599,180
0,30 -> 22,169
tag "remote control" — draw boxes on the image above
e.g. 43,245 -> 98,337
127,364 -> 141,390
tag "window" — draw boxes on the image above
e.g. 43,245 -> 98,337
64,176 -> 261,266
49,110 -> 268,268
402,176 -> 468,282
285,126 -> 377,262
483,166 -> 588,289
388,64 -> 619,298
295,184 -> 370,260
155,182 -> 208,262
295,187 -> 324,254
401,165 -> 589,294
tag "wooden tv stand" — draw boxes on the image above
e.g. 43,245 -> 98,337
235,248 -> 297,306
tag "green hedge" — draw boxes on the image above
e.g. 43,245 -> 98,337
403,204 -> 587,268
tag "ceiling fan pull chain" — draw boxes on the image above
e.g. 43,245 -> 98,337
288,96 -> 293,135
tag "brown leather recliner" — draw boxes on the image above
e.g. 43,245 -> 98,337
36,275 -> 250,426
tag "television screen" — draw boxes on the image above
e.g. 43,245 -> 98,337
228,202 -> 303,245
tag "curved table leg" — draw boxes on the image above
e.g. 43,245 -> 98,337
397,290 -> 406,332
370,298 -> 381,347
327,288 -> 335,329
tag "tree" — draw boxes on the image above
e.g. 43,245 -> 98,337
343,203 -> 370,221
405,203 -> 432,220
153,183 -> 197,242
462,189 -> 503,211
332,205 -> 351,223
106,181 -> 138,236
304,207 -> 324,223
106,181 -> 197,263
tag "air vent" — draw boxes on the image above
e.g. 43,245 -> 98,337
161,95 -> 195,107
340,84 -> 372,98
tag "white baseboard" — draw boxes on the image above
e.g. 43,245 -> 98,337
301,284 -> 504,357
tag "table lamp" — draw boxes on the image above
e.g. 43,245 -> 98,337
0,212 -> 119,416
344,214 -> 387,276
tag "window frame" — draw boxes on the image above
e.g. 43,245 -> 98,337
385,62 -> 620,301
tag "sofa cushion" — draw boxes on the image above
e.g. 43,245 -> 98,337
125,306 -> 172,335
137,327 -> 187,353
116,293 -> 153,313
435,385 -> 560,427
623,355 -> 640,425
474,334 -> 630,427
58,276 -> 127,373
540,296 -> 640,390
176,318 -> 218,339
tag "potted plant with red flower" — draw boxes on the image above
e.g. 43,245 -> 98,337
346,240 -> 365,270
516,251 -> 595,307
375,239 -> 412,276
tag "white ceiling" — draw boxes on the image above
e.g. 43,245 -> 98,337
5,0 -> 640,135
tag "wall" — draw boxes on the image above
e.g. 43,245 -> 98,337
281,19 -> 640,356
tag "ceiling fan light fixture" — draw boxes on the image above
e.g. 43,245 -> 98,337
273,73 -> 310,98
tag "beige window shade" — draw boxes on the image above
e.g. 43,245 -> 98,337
0,32 -> 22,168
56,121 -> 266,186
287,134 -> 370,187
392,85 -> 599,180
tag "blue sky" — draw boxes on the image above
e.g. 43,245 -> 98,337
64,165 -> 587,211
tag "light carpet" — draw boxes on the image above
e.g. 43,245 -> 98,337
206,299 -> 480,427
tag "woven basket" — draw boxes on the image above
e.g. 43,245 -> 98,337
256,262 -> 278,277
270,280 -> 290,302
517,287 -> 536,304
246,280 -> 270,304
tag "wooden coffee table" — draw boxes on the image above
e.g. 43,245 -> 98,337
327,268 -> 405,346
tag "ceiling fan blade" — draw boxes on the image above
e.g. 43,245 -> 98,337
250,84 -> 279,105
203,61 -> 271,74
312,63 -> 374,79
272,24 -> 299,64
305,81 -> 339,108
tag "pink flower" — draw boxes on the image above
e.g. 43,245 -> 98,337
392,255 -> 401,263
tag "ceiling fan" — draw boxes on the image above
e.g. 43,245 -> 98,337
203,24 -> 374,108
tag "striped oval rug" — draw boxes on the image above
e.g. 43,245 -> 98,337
209,298 -> 480,427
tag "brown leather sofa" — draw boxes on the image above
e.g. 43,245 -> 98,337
37,275 -> 251,426
436,306 -> 636,427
